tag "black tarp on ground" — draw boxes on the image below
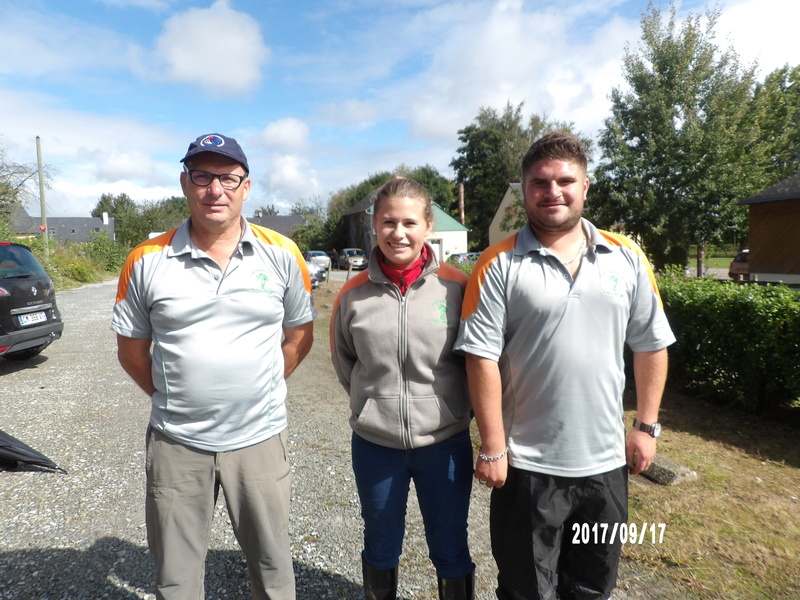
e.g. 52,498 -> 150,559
0,428 -> 66,473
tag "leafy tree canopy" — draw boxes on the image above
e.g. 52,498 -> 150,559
591,1 -> 770,270
91,193 -> 189,248
0,145 -> 54,231
253,204 -> 279,217
451,102 -> 592,249
753,64 -> 800,181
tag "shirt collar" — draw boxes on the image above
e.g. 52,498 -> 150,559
167,216 -> 253,258
514,218 -> 613,256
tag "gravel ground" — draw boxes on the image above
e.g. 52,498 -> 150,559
0,279 -> 698,600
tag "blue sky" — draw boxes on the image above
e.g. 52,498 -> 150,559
1,0 -> 798,217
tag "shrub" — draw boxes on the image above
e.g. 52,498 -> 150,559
88,231 -> 128,272
658,269 -> 800,410
49,243 -> 102,283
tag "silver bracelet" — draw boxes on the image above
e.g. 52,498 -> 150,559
478,446 -> 509,462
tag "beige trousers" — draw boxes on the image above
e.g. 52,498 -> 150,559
145,426 -> 294,600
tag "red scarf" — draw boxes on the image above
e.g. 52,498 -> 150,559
378,246 -> 428,295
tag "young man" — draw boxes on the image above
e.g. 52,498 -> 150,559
455,132 -> 675,600
111,133 -> 315,600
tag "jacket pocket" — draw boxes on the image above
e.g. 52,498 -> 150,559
352,396 -> 403,447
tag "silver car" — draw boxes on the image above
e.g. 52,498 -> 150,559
303,250 -> 332,270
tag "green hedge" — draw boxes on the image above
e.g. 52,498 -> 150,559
658,271 -> 800,410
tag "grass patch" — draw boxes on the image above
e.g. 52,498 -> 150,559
623,389 -> 800,599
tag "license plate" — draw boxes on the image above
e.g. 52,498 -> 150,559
19,311 -> 47,326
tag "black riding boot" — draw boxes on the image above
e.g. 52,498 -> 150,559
437,567 -> 476,600
362,558 -> 398,600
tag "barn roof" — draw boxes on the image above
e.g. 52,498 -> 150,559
741,172 -> 800,205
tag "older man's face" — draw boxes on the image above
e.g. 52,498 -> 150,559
180,153 -> 250,235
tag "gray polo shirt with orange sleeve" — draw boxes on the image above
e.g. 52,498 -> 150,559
111,218 -> 316,453
454,219 -> 675,478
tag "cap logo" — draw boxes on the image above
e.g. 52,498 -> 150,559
199,135 -> 225,148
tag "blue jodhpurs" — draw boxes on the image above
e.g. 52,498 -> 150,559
351,429 -> 474,579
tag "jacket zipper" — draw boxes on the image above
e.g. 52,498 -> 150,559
398,289 -> 412,449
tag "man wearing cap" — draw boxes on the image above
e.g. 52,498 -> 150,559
111,133 -> 315,600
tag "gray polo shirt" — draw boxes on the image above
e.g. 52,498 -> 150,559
455,219 -> 675,478
111,218 -> 316,452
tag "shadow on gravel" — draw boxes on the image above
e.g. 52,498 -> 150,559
0,536 -> 368,599
0,353 -> 49,375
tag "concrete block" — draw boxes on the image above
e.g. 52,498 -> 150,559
641,454 -> 698,486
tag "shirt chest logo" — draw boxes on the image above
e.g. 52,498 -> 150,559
601,270 -> 626,299
250,269 -> 277,295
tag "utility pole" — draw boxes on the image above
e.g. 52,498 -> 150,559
458,183 -> 465,225
36,136 -> 49,260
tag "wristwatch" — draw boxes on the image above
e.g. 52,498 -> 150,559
632,418 -> 661,438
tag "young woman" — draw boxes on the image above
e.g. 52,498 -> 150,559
331,178 -> 475,600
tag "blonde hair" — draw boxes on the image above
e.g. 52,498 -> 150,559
373,177 -> 434,225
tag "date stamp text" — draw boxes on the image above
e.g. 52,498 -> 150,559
571,522 -> 666,545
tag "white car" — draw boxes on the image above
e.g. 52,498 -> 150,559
303,250 -> 331,270
305,259 -> 327,289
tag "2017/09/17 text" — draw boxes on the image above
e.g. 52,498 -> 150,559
571,522 -> 666,545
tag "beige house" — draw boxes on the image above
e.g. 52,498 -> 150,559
488,183 -> 523,246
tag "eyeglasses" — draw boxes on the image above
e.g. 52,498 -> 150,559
184,168 -> 247,190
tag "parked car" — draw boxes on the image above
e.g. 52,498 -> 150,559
729,249 -> 749,281
448,252 -> 481,266
338,248 -> 368,270
304,259 -> 327,289
0,242 -> 64,360
303,250 -> 331,270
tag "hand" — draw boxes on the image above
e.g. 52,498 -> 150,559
474,455 -> 508,489
626,428 -> 657,475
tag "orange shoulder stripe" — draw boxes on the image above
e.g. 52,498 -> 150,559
461,233 -> 518,319
249,223 -> 312,293
115,230 -> 177,303
329,270 -> 370,353
598,230 -> 663,307
436,262 -> 469,287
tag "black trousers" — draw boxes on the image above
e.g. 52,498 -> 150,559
490,465 -> 628,600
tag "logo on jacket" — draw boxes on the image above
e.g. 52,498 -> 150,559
431,300 -> 455,326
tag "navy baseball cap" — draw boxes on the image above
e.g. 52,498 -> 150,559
180,133 -> 249,173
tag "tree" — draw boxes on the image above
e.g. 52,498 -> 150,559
290,197 -> 327,219
91,193 -> 142,247
0,146 -> 54,232
753,64 -> 800,182
253,204 -> 279,217
451,102 -> 592,249
591,2 -> 770,271
91,193 -> 189,247
139,196 -> 189,237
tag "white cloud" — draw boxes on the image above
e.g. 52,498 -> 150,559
258,154 -> 321,204
258,118 -> 310,152
153,0 -> 270,96
716,0 -> 800,76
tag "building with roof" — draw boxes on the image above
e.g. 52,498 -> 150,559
249,214 -> 305,237
9,206 -> 115,243
342,190 -> 469,262
488,183 -> 523,246
740,172 -> 800,284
